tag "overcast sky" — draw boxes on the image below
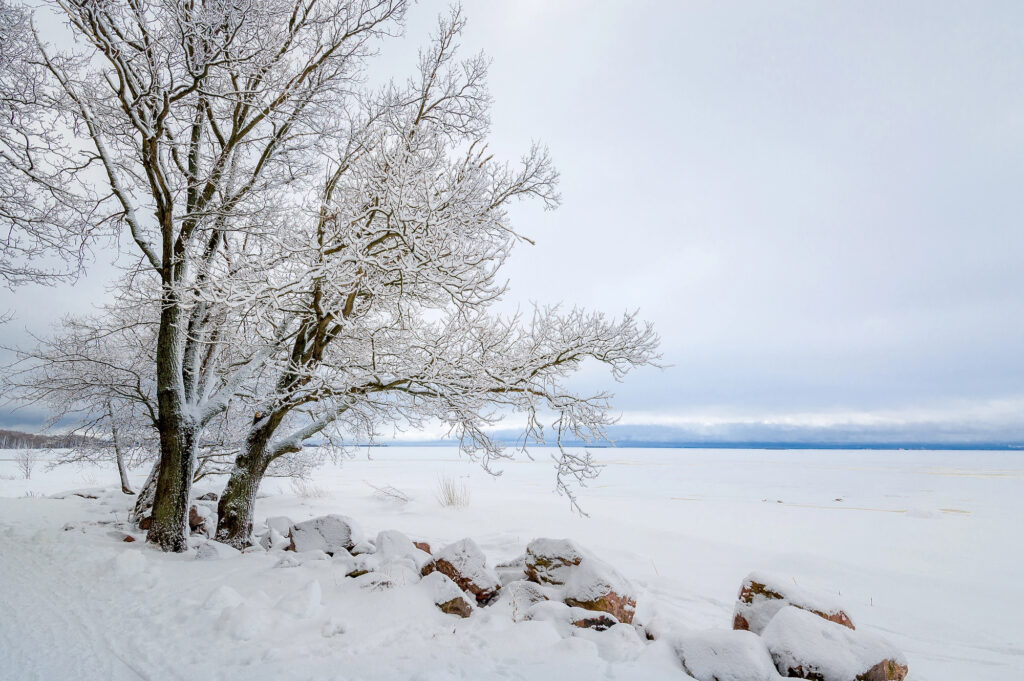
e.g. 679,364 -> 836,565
3,1 -> 1023,441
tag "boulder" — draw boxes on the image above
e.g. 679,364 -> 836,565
761,606 -> 908,681
675,629 -> 778,681
259,527 -> 290,551
562,556 -> 637,625
420,538 -> 501,605
421,571 -> 474,618
265,516 -> 294,536
413,541 -> 432,554
524,538 -> 585,585
189,504 -> 216,538
375,530 -> 432,570
195,540 -> 241,560
733,572 -> 854,634
524,600 -> 620,631
195,492 -> 218,501
494,579 -> 549,621
350,539 -> 376,555
287,514 -> 363,555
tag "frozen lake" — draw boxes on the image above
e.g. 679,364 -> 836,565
1,447 -> 1021,679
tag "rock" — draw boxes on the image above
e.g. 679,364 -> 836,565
761,606 -> 908,681
287,514 -> 363,555
350,539 -> 376,555
189,504 -> 216,538
524,538 -> 585,585
675,629 -> 778,681
346,554 -> 379,578
375,530 -> 432,571
523,600 -> 620,631
413,541 -> 431,554
265,516 -> 294,536
122,535 -> 136,543
562,556 -> 637,625
195,492 -> 218,501
259,527 -> 290,551
733,572 -> 854,634
137,515 -> 152,530
421,538 -> 501,605
494,580 -> 550,621
421,571 -> 474,618
195,540 -> 241,560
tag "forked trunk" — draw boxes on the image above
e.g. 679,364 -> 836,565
215,413 -> 286,548
215,451 -> 271,549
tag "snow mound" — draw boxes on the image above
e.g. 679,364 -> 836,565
275,580 -> 322,619
761,606 -> 908,681
675,629 -> 778,681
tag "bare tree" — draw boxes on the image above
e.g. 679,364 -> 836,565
4,0 -> 408,550
4,1 -> 659,553
211,13 -> 659,547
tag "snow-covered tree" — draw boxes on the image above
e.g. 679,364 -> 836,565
3,1 -> 659,552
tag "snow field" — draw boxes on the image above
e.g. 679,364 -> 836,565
0,447 -> 1021,680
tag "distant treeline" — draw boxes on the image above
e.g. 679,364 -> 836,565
0,428 -> 97,450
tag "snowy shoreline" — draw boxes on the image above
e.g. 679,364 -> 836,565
1,447 -> 1020,680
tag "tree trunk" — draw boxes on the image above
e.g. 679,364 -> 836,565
215,411 -> 289,548
108,402 -> 134,495
146,290 -> 196,552
215,450 -> 271,549
132,462 -> 158,522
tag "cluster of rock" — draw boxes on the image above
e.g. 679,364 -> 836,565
247,514 -> 638,632
177,505 -> 908,681
650,573 -> 908,681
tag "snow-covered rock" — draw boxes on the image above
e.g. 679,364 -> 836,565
265,515 -> 293,536
420,538 -> 501,605
523,600 -> 620,631
350,539 -> 376,555
524,538 -> 585,585
375,530 -> 432,570
761,606 -> 908,681
195,540 -> 241,560
287,514 -> 363,555
259,527 -> 290,551
189,503 -> 216,538
733,572 -> 854,634
562,555 -> 637,625
494,579 -> 549,621
675,629 -> 778,681
421,571 -> 474,618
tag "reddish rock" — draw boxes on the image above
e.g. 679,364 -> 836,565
122,535 -> 136,543
188,504 -> 215,538
413,541 -> 431,554
762,606 -> 907,681
437,597 -> 472,618
524,538 -> 584,585
571,613 -> 619,631
138,515 -> 152,530
420,538 -> 500,606
734,573 -> 854,634
561,556 -> 637,625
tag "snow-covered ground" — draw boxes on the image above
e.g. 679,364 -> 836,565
0,447 -> 1020,680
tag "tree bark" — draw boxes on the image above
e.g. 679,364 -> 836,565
108,402 -> 134,495
215,411 -> 289,548
146,292 -> 196,552
215,450 -> 271,549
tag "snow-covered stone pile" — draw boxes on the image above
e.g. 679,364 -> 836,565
173,505 -> 908,681
652,572 -> 909,681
